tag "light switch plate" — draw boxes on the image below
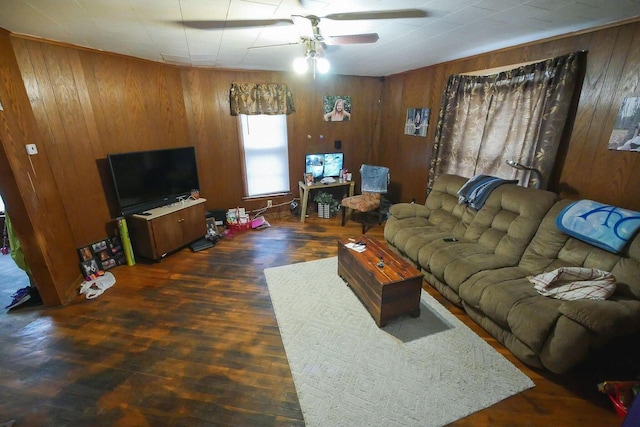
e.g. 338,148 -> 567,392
25,144 -> 38,155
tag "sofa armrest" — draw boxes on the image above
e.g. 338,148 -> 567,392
558,298 -> 640,336
389,203 -> 431,220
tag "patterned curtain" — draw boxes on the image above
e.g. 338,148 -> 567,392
427,51 -> 586,193
229,82 -> 296,115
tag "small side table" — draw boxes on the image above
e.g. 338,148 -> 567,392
298,180 -> 355,222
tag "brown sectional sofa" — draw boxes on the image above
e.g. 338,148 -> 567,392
384,174 -> 640,374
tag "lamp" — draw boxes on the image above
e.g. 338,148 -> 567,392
506,160 -> 542,189
292,40 -> 330,78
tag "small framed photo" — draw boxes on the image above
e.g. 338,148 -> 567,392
101,258 -> 117,270
78,246 -> 93,261
108,236 -> 123,254
80,259 -> 103,279
608,97 -> 640,151
323,96 -> 351,122
91,240 -> 108,253
405,108 -> 430,137
206,217 -> 218,238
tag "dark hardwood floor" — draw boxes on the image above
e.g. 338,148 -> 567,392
0,212 -> 628,426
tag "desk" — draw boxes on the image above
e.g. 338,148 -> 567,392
298,180 -> 355,222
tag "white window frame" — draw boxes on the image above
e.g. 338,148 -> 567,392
238,114 -> 290,198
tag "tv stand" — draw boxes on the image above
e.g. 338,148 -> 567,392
127,198 -> 206,261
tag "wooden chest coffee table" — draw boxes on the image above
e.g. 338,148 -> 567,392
337,235 -> 423,327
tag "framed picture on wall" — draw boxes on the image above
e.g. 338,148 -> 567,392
608,97 -> 640,152
323,96 -> 351,122
405,108 -> 429,137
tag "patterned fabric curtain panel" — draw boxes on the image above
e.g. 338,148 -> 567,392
229,82 -> 296,115
428,51 -> 586,194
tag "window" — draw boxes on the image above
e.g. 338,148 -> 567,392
239,114 -> 290,197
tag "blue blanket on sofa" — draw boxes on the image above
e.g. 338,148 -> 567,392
457,174 -> 518,210
556,200 -> 640,254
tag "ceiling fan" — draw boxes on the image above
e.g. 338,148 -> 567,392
176,8 -> 428,75
178,9 -> 428,48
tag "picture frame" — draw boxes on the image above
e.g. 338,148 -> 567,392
206,217 -> 218,238
405,108 -> 430,137
77,236 -> 127,277
101,258 -> 117,270
323,95 -> 351,122
78,246 -> 93,261
91,239 -> 108,253
108,236 -> 123,255
80,258 -> 103,280
608,97 -> 640,152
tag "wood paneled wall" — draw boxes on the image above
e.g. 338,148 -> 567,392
377,18 -> 640,210
0,31 -> 81,305
2,18 -> 640,305
5,34 -> 384,305
179,69 -> 383,211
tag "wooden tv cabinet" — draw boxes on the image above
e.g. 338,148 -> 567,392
127,198 -> 206,261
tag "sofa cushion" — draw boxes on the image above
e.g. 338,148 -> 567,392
558,298 -> 640,336
427,244 -> 512,293
417,182 -> 557,293
385,174 -> 475,257
457,267 -> 564,355
463,182 -> 557,262
459,266 -> 535,327
388,203 -> 431,220
402,229 -> 453,266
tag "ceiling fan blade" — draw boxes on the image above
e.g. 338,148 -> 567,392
325,33 -> 379,45
291,15 -> 314,38
177,19 -> 293,30
247,42 -> 301,50
323,9 -> 428,21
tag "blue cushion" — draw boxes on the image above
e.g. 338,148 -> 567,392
556,200 -> 640,253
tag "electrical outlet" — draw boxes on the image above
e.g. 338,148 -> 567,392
267,200 -> 273,208
25,144 -> 38,155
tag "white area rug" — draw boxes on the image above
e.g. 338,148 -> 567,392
264,257 -> 535,427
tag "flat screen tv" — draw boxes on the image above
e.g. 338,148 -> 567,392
108,146 -> 200,216
305,152 -> 344,181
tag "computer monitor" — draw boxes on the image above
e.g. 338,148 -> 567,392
305,152 -> 344,181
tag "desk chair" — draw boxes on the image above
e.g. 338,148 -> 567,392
341,164 -> 390,234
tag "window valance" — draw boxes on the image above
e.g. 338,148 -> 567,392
229,82 -> 296,116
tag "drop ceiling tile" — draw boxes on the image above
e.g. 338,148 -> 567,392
440,6 -> 499,24
424,0 -> 482,14
0,0 -> 638,77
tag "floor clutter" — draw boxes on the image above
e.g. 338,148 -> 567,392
5,285 -> 42,311
78,272 -> 116,299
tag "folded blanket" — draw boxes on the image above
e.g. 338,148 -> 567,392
556,200 -> 640,254
361,164 -> 390,193
457,174 -> 518,210
529,267 -> 616,301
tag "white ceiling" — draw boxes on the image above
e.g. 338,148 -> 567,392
0,0 -> 639,77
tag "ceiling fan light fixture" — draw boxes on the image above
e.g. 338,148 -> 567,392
293,57 -> 309,74
316,57 -> 330,74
